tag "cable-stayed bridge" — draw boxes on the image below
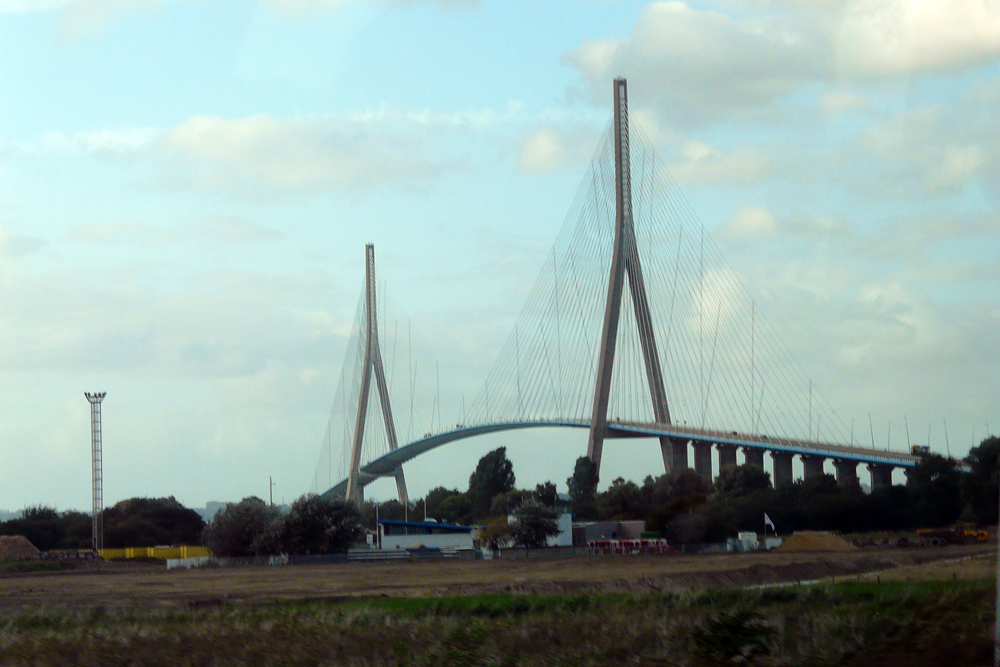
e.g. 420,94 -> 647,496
312,79 -> 934,504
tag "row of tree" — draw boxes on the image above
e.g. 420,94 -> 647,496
359,436 -> 1000,546
566,436 -> 1000,543
0,497 -> 205,552
0,494 -> 365,558
357,446 -> 556,527
202,495 -> 364,557
4,436 -> 998,554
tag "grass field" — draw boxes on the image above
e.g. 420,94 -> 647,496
0,545 -> 995,665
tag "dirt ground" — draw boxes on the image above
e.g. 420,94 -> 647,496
1,544 -> 992,612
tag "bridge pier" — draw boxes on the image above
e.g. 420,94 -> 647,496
692,442 -> 713,481
668,438 -> 689,470
771,451 -> 794,488
742,447 -> 765,469
868,464 -> 894,491
716,444 -> 738,473
833,459 -> 859,489
801,455 -> 826,479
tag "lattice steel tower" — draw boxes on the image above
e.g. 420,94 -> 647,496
85,391 -> 106,553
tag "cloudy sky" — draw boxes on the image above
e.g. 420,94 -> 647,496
1,0 -> 998,512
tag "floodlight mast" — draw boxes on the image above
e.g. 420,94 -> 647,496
85,392 -> 106,554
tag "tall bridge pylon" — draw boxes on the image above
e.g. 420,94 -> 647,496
588,78 -> 675,476
313,78 -> 875,503
344,244 -> 408,505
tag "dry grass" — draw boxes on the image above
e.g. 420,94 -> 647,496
1,546 -> 996,665
0,580 -> 993,666
864,552 -> 996,582
1,545 -> 990,612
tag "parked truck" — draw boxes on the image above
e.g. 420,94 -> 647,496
916,525 -> 989,546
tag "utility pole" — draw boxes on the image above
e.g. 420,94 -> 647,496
85,392 -> 106,554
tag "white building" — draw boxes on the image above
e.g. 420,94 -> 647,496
377,520 -> 475,551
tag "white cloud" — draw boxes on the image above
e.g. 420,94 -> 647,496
724,205 -> 778,239
852,99 -> 998,197
56,0 -> 161,38
26,112 -> 465,197
43,0 -> 479,36
667,141 -> 774,186
0,263 -> 344,378
263,0 -> 479,13
66,221 -> 165,246
21,107 -> 540,198
567,1 -> 1000,126
154,114 -> 447,196
929,145 -> 987,192
835,0 -> 1000,77
41,127 -> 158,154
838,280 -> 963,365
261,0 -> 354,15
723,206 -> 848,243
0,223 -> 46,257
66,217 -> 283,247
0,0 -> 69,12
518,126 -> 567,173
566,1 -> 822,126
819,90 -> 866,114
195,216 -> 285,245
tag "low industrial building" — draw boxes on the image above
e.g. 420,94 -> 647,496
572,520 -> 645,546
377,520 -> 475,551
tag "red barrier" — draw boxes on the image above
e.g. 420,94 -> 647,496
587,539 -> 675,555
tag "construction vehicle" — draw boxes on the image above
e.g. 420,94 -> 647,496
916,525 -> 989,546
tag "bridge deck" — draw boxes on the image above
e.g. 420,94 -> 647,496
320,419 -> 953,500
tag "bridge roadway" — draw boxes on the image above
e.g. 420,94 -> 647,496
320,419 -> 955,500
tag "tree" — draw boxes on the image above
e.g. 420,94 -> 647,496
509,503 -> 561,557
58,510 -> 92,549
424,487 -> 461,520
534,481 -> 559,507
374,500 -> 406,522
646,495 -> 707,538
798,474 -> 840,503
0,506 -> 64,551
965,436 -> 1000,524
438,494 -> 475,526
489,489 -> 535,516
202,496 -> 279,557
567,456 -> 599,506
665,468 -> 712,501
103,497 -> 205,548
907,454 -> 963,527
669,510 -> 709,544
597,477 -> 645,520
714,464 -> 772,498
468,447 -> 516,519
272,495 -> 364,555
478,516 -> 513,556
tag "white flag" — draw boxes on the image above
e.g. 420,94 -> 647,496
764,513 -> 776,532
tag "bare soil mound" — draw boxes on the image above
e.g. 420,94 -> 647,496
776,531 -> 855,552
0,535 -> 41,561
